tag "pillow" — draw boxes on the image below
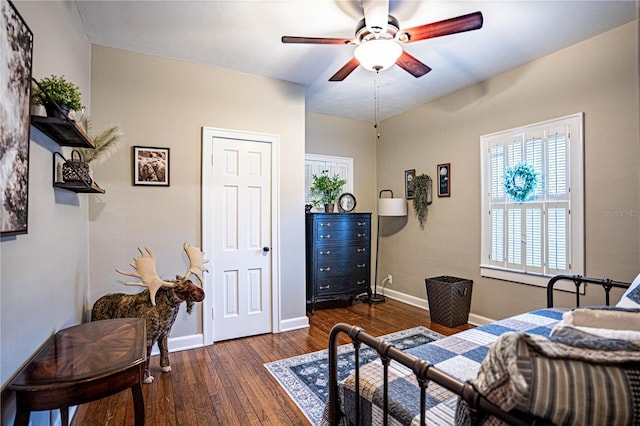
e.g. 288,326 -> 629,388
616,272 -> 640,308
460,332 -> 640,426
549,308 -> 640,342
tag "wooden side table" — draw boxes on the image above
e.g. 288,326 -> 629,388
8,318 -> 146,425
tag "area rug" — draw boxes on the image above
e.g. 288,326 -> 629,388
264,326 -> 443,425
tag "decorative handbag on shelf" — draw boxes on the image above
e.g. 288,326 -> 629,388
62,149 -> 91,183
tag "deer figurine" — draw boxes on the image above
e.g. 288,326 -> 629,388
91,242 -> 208,383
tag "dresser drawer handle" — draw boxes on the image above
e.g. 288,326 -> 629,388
320,267 -> 331,272
320,285 -> 331,290
356,280 -> 366,285
357,233 -> 366,237
319,222 -> 331,227
357,221 -> 366,226
319,234 -> 331,239
357,248 -> 366,252
319,250 -> 331,255
357,263 -> 366,268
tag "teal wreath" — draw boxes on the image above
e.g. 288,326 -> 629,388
504,163 -> 538,202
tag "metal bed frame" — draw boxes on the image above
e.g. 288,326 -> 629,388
326,274 -> 630,426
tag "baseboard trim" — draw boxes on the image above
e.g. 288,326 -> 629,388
152,315 -> 310,355
151,333 -> 204,356
382,288 -> 428,310
279,315 -> 310,332
382,288 -> 495,327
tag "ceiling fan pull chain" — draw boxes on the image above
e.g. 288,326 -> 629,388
374,70 -> 381,139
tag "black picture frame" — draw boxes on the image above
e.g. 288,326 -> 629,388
133,146 -> 170,186
1,0 -> 33,236
437,163 -> 451,197
405,169 -> 415,199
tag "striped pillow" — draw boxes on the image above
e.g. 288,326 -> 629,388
469,332 -> 640,425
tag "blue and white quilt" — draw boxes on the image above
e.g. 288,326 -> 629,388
336,308 -> 566,425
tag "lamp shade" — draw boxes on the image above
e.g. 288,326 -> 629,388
377,197 -> 407,216
354,39 -> 402,71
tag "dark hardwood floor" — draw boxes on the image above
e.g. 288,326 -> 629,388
71,298 -> 470,426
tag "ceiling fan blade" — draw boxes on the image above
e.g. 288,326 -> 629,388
362,0 -> 389,34
396,51 -> 432,78
281,36 -> 352,45
329,57 -> 361,81
401,11 -> 483,43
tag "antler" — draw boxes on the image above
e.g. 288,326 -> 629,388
182,242 -> 209,285
116,247 -> 175,306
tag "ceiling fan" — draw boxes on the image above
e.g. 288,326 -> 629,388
281,0 -> 483,81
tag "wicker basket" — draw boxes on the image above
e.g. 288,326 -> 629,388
425,276 -> 473,327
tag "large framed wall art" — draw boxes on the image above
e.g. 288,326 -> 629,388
1,0 -> 33,236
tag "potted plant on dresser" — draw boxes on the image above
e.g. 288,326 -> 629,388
32,74 -> 83,120
310,171 -> 347,212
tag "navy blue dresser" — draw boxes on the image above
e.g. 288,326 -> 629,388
305,213 -> 372,313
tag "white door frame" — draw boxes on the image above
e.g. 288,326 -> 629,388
201,127 -> 281,345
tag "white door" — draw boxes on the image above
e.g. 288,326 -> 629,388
202,128 -> 279,343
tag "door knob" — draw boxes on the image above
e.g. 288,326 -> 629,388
263,247 -> 270,252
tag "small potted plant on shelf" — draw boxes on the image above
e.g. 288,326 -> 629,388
32,75 -> 83,120
310,171 -> 347,213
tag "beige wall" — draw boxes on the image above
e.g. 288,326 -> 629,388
306,112 -> 378,214
377,20 -> 640,320
1,1 -> 91,424
88,46 -> 307,338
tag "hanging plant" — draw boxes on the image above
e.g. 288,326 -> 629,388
504,162 -> 538,202
412,174 -> 432,229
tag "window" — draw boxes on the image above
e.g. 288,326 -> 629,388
480,113 -> 584,288
305,154 -> 353,209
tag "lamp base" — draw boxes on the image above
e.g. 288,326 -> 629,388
370,293 -> 387,303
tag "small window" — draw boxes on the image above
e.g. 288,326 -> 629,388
305,154 -> 353,210
480,113 -> 584,288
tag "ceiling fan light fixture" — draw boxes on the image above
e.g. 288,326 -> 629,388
354,39 -> 402,72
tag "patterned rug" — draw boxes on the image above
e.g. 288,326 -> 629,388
264,326 -> 443,425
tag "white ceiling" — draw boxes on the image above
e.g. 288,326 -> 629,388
75,0 -> 638,122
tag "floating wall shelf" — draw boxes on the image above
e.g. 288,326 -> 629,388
52,152 -> 105,194
31,115 -> 95,148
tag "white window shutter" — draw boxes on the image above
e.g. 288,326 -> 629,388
547,130 -> 569,199
490,143 -> 505,200
525,135 -> 544,199
480,113 -> 583,286
506,206 -> 523,269
525,204 -> 544,273
490,207 -> 505,265
547,202 -> 570,273
507,136 -> 523,168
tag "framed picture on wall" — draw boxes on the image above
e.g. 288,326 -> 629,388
133,146 -> 170,186
437,163 -> 450,197
405,169 -> 416,199
1,0 -> 33,236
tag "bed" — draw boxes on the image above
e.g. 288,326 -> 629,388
324,274 -> 640,425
